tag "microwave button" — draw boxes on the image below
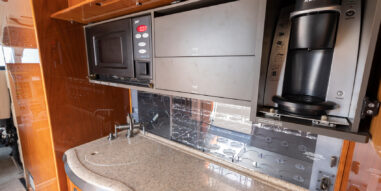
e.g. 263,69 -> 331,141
142,33 -> 149,38
137,25 -> 147,32
138,42 -> 146,47
135,34 -> 142,39
139,49 -> 147,54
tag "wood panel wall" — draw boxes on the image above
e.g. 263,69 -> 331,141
7,64 -> 60,191
30,0 -> 131,190
2,0 -> 131,191
2,0 -> 60,190
340,142 -> 381,191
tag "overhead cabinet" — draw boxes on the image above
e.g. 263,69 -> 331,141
51,0 -> 174,24
154,0 -> 258,57
154,0 -> 262,101
51,0 -> 381,142
82,0 -> 266,103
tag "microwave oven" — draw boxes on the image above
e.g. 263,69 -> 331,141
85,15 -> 153,87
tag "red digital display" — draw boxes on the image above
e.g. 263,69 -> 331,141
137,25 -> 147,32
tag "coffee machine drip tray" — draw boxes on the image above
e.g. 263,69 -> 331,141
272,95 -> 335,116
258,106 -> 350,127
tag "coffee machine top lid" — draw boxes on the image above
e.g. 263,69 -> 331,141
295,0 -> 341,11
291,0 -> 341,18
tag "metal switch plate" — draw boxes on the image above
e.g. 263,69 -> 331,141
316,171 -> 335,191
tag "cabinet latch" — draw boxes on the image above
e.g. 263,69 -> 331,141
361,97 -> 380,118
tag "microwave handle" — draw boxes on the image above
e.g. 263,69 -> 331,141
92,36 -> 98,67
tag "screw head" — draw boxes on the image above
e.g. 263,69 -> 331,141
366,110 -> 374,115
368,102 -> 376,108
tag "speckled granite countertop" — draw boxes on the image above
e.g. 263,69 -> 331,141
64,131 -> 307,191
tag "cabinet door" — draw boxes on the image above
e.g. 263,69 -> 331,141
154,0 -> 265,101
154,0 -> 260,57
86,18 -> 134,78
156,57 -> 258,101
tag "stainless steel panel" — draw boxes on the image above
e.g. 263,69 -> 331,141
154,0 -> 259,57
326,0 -> 362,118
155,56 -> 257,101
254,114 -> 369,143
263,6 -> 291,106
349,0 -> 381,131
309,136 -> 343,191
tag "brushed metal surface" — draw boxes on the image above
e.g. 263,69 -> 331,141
154,0 -> 259,57
155,56 -> 258,101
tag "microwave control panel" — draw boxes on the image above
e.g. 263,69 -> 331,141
132,15 -> 152,60
132,15 -> 153,80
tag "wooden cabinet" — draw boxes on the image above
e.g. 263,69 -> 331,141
66,176 -> 82,191
1,0 -> 132,191
68,0 -> 87,7
51,0 -> 174,24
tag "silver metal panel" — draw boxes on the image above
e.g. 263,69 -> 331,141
155,56 -> 257,101
257,1 -> 284,107
326,0 -> 362,118
309,136 -> 343,191
249,0 -> 267,119
263,7 -> 292,106
254,116 -> 369,143
90,79 -> 252,107
349,0 -> 381,131
154,0 -> 259,57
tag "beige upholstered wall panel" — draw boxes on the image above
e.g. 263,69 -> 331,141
0,70 -> 10,119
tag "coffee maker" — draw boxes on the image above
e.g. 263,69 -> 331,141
262,0 -> 361,123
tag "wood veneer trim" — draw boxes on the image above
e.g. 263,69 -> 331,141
337,141 -> 356,191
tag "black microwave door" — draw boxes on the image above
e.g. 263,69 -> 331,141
86,18 -> 134,78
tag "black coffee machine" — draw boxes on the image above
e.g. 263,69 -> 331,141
273,0 -> 342,116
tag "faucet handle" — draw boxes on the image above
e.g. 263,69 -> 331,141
126,129 -> 132,138
108,133 -> 115,140
140,123 -> 146,135
126,113 -> 134,124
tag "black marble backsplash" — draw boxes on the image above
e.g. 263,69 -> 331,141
132,91 -> 342,189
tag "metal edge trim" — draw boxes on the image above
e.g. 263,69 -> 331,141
290,6 -> 341,18
255,116 -> 369,143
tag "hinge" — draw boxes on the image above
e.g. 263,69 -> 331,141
361,97 -> 380,118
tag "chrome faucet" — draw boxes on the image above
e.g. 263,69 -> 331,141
111,113 -> 145,139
